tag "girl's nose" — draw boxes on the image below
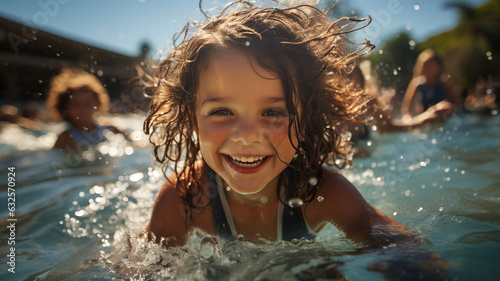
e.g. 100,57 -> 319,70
231,118 -> 265,145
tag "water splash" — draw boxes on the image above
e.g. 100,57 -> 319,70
288,198 -> 304,208
309,177 -> 318,186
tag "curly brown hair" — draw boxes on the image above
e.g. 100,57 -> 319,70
144,1 -> 373,213
46,67 -> 109,122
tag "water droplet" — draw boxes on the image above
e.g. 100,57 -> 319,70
288,198 -> 303,208
393,212 -> 397,216
260,196 -> 268,204
317,196 -> 324,202
245,41 -> 250,46
417,207 -> 423,212
414,4 -> 420,11
225,186 -> 231,191
366,140 -> 373,147
439,207 -> 444,212
378,49 -> 384,55
309,177 -> 317,186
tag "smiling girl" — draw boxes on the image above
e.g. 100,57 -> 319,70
142,1 -> 412,246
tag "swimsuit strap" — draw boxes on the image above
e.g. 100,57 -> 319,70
209,170 -> 236,240
281,168 -> 317,241
209,169 -> 316,241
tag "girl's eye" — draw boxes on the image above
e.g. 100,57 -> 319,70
263,109 -> 287,117
209,108 -> 232,116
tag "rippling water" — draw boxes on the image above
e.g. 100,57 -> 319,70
0,113 -> 499,280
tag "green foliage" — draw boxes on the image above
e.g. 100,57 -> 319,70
367,32 -> 419,95
412,0 -> 500,89
329,0 -> 500,93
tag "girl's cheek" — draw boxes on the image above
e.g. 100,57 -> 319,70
200,120 -> 233,135
265,117 -> 288,134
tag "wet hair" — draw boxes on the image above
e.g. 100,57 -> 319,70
144,1 -> 373,212
46,67 -> 109,121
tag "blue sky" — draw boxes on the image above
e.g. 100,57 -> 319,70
0,0 -> 490,57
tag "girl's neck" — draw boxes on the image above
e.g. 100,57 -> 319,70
225,176 -> 280,208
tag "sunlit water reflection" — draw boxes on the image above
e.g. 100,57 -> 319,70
0,112 -> 499,280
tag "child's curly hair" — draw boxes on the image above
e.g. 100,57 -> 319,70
144,1 -> 373,211
46,67 -> 110,121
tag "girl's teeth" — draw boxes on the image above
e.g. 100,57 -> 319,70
231,156 -> 265,163
228,155 -> 266,167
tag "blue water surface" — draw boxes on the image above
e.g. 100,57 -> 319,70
0,112 -> 499,280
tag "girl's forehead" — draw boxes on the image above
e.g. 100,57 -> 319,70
196,49 -> 285,102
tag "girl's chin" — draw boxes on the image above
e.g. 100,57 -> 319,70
229,185 -> 266,195
222,177 -> 267,195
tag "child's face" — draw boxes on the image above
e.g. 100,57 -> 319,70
422,58 -> 440,78
195,48 -> 298,195
64,89 -> 98,125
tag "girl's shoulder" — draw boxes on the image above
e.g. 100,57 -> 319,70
318,165 -> 357,193
145,174 -> 190,245
305,166 -> 370,232
146,165 -> 213,243
155,162 -> 211,208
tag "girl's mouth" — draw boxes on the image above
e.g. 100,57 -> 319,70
228,155 -> 267,167
224,155 -> 270,173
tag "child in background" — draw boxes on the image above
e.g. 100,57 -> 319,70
142,2 -> 413,246
46,67 -> 129,150
401,49 -> 462,123
348,62 -> 455,137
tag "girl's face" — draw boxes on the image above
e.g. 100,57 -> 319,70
422,58 -> 440,78
64,89 -> 98,126
195,48 -> 298,195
